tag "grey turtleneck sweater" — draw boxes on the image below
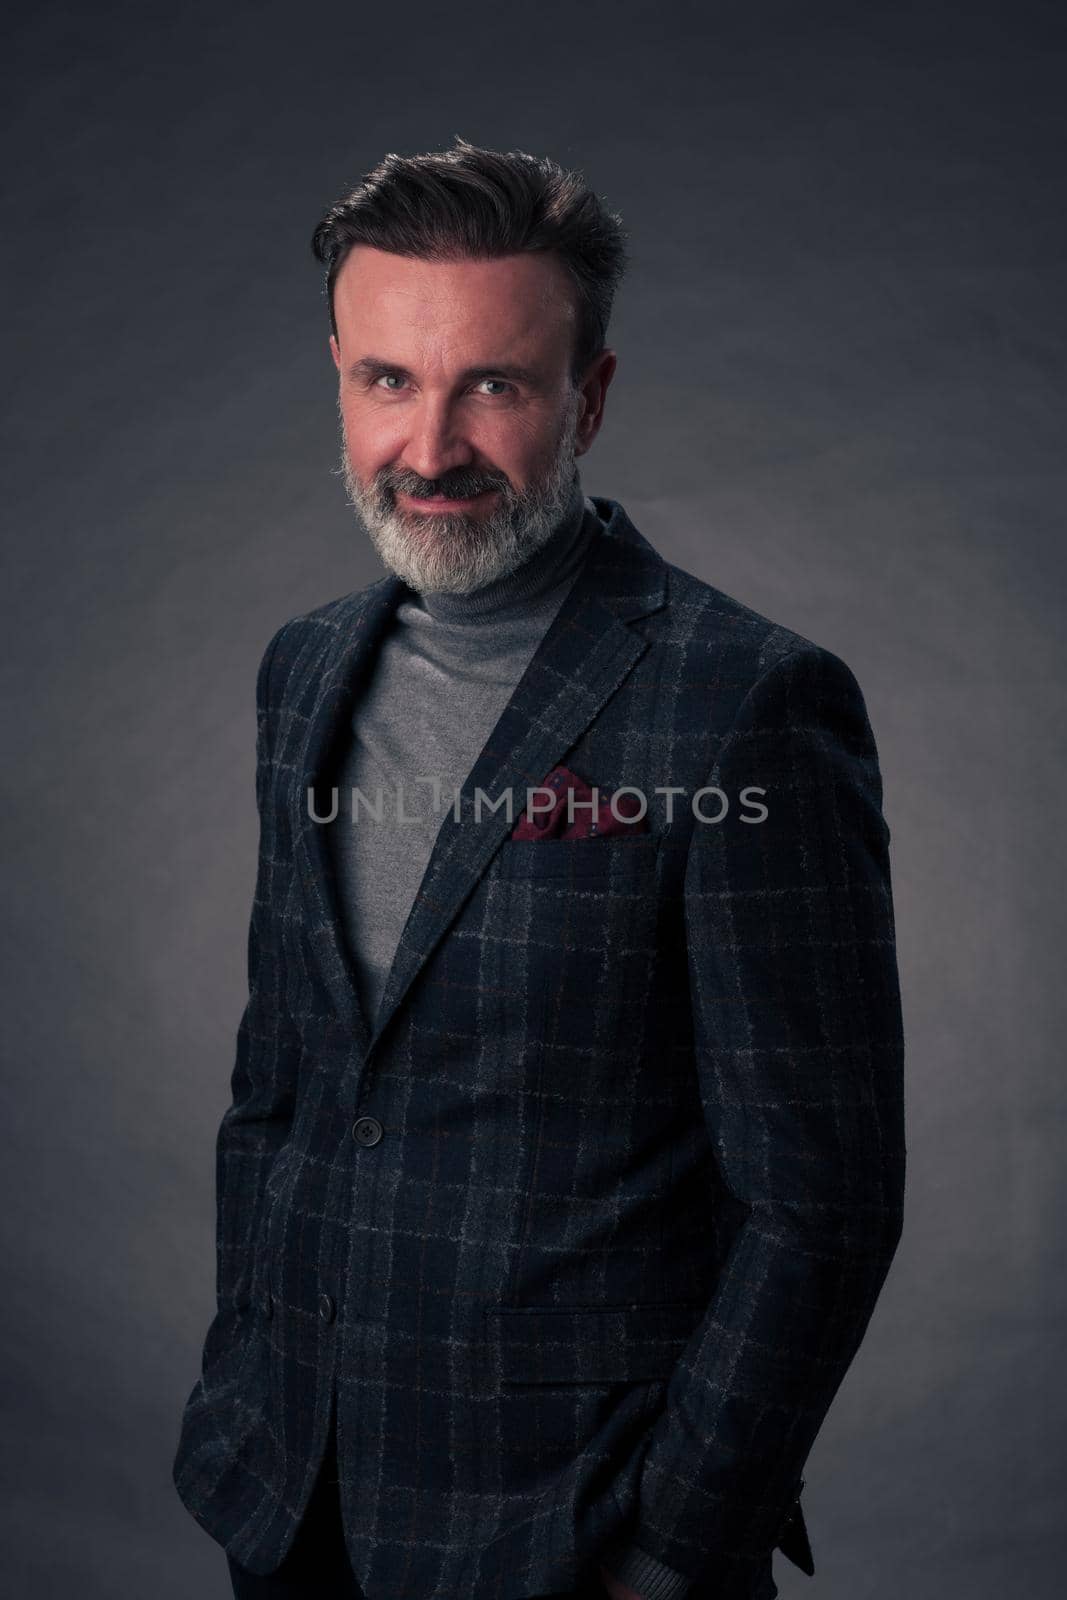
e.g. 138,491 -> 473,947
326,477 -> 599,1030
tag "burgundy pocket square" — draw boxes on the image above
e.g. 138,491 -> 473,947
510,763 -> 650,840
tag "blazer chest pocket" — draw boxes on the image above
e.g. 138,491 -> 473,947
491,836 -> 663,1074
496,834 -> 659,882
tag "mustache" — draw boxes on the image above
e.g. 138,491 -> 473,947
382,467 -> 512,502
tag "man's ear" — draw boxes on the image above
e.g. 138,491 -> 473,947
574,348 -> 617,457
329,334 -> 341,373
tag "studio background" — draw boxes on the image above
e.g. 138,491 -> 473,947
3,2 -> 1063,1596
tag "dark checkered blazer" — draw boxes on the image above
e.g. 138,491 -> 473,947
172,496 -> 905,1600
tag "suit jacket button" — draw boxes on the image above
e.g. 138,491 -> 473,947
318,1292 -> 336,1324
352,1116 -> 383,1146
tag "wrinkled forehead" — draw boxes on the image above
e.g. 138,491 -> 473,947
331,246 -> 578,368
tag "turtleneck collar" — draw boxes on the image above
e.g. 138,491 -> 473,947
414,476 -> 600,626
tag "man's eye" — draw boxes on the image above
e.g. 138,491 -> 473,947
371,374 -> 512,396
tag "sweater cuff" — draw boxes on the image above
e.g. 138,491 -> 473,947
598,1534 -> 695,1600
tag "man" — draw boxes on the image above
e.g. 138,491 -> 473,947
172,139 -> 906,1600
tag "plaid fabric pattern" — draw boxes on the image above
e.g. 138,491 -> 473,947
172,496 -> 905,1600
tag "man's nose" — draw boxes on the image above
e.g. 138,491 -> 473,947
400,397 -> 474,483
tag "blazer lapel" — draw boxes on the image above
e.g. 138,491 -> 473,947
290,571 -> 409,1053
290,499 -> 668,1071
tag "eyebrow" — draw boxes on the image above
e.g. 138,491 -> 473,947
346,355 -> 542,388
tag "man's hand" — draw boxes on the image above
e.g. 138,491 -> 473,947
598,1561 -> 645,1600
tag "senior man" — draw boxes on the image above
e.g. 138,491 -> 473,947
173,138 -> 905,1600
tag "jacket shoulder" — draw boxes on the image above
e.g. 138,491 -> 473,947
272,573 -> 394,641
255,575 -> 396,703
660,555 -> 848,681
602,497 -> 855,688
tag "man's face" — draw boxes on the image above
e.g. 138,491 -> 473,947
329,246 -> 614,594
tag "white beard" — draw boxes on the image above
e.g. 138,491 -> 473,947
337,388 -> 582,595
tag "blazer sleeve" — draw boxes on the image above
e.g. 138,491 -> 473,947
600,642 -> 906,1599
201,623 -> 304,1375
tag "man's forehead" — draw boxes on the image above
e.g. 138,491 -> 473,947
332,246 -> 576,340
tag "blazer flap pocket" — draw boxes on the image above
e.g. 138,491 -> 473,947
486,1300 -> 704,1384
496,834 -> 658,880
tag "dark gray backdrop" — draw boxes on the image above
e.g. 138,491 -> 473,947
3,1 -> 1064,1596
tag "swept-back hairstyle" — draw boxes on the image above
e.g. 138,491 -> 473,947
310,137 -> 628,384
